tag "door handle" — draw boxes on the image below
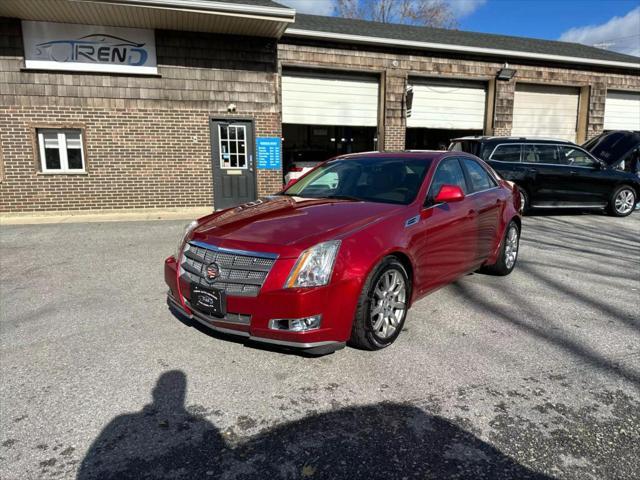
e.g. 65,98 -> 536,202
569,170 -> 578,175
527,168 -> 537,174
467,209 -> 478,218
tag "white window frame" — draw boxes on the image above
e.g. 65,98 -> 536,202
37,129 -> 86,174
218,124 -> 248,170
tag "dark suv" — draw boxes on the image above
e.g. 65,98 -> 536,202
449,135 -> 639,217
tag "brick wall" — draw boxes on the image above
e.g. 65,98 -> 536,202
0,18 -> 283,213
279,41 -> 640,142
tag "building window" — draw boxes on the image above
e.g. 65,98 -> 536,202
37,129 -> 85,173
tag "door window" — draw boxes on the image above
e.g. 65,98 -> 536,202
489,144 -> 522,162
219,124 -> 247,169
558,146 -> 598,168
462,158 -> 497,192
428,158 -> 468,200
522,144 -> 565,164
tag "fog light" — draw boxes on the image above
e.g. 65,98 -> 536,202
268,315 -> 322,332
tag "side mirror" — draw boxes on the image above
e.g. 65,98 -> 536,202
434,184 -> 465,203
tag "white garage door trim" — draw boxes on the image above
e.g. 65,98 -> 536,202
407,80 -> 487,129
512,84 -> 580,142
282,72 -> 379,127
604,90 -> 640,131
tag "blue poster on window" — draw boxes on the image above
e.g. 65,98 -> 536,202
256,137 -> 282,170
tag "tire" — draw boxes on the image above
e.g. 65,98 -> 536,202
517,187 -> 530,214
349,257 -> 410,350
483,220 -> 520,276
608,186 -> 636,217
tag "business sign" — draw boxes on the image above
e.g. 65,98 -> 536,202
256,137 -> 282,170
22,21 -> 157,75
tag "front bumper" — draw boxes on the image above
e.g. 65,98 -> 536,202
165,255 -> 352,353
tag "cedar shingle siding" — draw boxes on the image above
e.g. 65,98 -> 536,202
0,15 -> 639,213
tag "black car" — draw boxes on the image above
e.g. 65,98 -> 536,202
449,134 -> 640,217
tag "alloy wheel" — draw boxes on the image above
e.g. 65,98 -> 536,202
504,225 -> 519,269
370,270 -> 407,339
614,189 -> 635,215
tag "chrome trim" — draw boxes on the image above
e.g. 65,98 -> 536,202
488,143 -> 601,169
532,204 -> 605,208
189,240 -> 279,260
405,215 -> 419,227
168,294 -> 341,350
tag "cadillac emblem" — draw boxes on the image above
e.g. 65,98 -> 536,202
205,262 -> 220,283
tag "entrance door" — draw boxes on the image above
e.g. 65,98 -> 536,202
211,119 -> 256,210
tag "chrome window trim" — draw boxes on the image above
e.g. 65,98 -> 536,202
488,143 -> 601,169
189,240 -> 279,260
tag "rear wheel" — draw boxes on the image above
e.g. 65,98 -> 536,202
608,186 -> 636,217
349,257 -> 410,350
483,220 -> 520,276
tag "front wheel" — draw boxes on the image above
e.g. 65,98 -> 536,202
482,220 -> 520,276
608,186 -> 636,217
349,257 -> 410,350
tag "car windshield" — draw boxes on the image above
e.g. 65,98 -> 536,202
282,157 -> 431,205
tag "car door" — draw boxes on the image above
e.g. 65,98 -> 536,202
557,145 -> 611,205
460,157 -> 502,266
521,144 -> 572,206
412,158 -> 478,294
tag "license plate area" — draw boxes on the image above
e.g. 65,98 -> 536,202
190,283 -> 226,317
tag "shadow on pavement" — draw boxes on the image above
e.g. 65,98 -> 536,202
77,370 -> 553,480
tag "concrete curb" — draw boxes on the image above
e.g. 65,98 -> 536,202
0,207 -> 214,225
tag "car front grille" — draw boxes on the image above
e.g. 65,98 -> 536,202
180,242 -> 277,297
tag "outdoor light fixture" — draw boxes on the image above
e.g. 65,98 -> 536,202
497,63 -> 516,80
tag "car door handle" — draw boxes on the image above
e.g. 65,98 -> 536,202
569,170 -> 578,175
527,168 -> 537,174
467,209 -> 478,218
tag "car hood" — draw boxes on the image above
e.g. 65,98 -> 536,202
582,131 -> 640,166
189,195 -> 402,258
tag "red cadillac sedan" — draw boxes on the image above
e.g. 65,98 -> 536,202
165,152 -> 521,354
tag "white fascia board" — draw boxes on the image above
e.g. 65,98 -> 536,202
77,0 -> 296,21
285,28 -> 640,70
25,59 -> 158,75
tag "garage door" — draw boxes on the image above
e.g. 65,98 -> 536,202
604,91 -> 640,131
407,80 -> 486,129
282,72 -> 379,127
512,84 -> 579,142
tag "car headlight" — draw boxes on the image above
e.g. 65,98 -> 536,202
176,220 -> 198,259
285,240 -> 341,288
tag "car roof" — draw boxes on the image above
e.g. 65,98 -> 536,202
336,150 -> 451,161
451,136 -> 576,145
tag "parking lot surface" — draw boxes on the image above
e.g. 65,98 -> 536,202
1,213 -> 639,479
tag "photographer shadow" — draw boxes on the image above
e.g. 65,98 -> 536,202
78,370 -> 554,479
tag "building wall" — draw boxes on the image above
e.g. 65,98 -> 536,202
0,18 -> 282,213
278,41 -> 640,148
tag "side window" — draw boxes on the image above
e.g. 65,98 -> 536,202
558,146 -> 598,168
522,144 -> 564,165
462,158 -> 497,192
428,158 -> 468,201
37,129 -> 86,173
490,144 -> 522,162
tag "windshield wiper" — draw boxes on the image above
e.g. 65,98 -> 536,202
325,195 -> 362,201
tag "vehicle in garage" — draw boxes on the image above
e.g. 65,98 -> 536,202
449,135 -> 640,216
165,152 -> 521,354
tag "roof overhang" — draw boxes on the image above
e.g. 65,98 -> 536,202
0,0 -> 296,37
285,28 -> 640,70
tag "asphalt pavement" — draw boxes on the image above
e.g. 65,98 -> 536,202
0,212 -> 639,479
